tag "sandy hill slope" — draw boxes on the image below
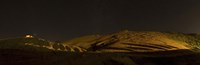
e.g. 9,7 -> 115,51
63,35 -> 101,49
64,30 -> 200,52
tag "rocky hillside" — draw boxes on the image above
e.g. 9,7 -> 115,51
0,38 -> 86,52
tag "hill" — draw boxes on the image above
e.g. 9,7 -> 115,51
64,30 -> 200,52
0,38 -> 86,52
63,35 -> 101,49
1,30 -> 200,65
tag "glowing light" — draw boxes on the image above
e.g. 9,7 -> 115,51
25,35 -> 33,38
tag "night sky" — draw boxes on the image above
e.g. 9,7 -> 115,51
0,0 -> 200,41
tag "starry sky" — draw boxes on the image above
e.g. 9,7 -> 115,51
0,0 -> 200,41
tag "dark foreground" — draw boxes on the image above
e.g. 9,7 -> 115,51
0,49 -> 200,65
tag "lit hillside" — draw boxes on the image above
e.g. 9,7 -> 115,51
63,35 -> 101,49
63,30 -> 200,52
1,31 -> 200,65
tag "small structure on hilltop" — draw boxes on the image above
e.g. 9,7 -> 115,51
25,34 -> 34,38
